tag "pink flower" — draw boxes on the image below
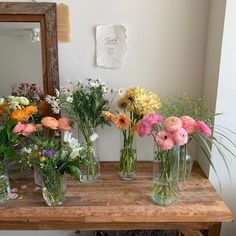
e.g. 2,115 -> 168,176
21,124 -> 36,137
197,121 -> 212,137
163,116 -> 182,132
12,122 -> 25,133
155,130 -> 175,150
181,116 -> 197,134
142,113 -> 164,125
137,121 -> 152,137
173,128 -> 188,145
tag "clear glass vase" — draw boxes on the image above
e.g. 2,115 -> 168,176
178,144 -> 193,190
0,160 -> 11,204
79,129 -> 100,183
42,173 -> 66,207
34,165 -> 42,187
119,131 -> 137,180
152,145 -> 179,206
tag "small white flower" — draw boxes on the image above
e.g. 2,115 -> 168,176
22,147 -> 32,154
55,89 -> 60,98
0,98 -> 4,105
89,133 -> 98,142
66,95 -> 73,103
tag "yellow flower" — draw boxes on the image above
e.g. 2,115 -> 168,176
136,91 -> 161,115
40,156 -> 46,162
125,87 -> 145,102
113,113 -> 131,130
102,111 -> 115,122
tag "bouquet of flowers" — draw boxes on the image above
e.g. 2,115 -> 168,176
13,115 -> 84,206
46,78 -> 114,182
160,93 -> 235,187
103,87 -> 161,180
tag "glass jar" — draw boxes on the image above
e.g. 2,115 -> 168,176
119,131 -> 137,180
0,160 -> 11,204
79,133 -> 100,183
152,145 -> 179,206
34,165 -> 42,186
178,144 -> 193,190
42,173 -> 66,206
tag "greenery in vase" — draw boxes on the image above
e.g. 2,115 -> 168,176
103,87 -> 161,178
46,78 -> 114,181
152,148 -> 179,206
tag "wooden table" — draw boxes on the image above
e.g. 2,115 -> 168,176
0,162 -> 233,236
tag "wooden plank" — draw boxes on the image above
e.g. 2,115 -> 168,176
207,223 -> 221,236
0,162 -> 233,230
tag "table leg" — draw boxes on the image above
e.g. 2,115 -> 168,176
207,223 -> 222,236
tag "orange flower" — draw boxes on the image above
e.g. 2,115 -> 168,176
102,111 -> 115,122
41,117 -> 59,130
0,102 -> 9,115
58,117 -> 71,131
117,97 -> 130,110
113,113 -> 131,130
11,109 -> 28,122
24,106 -> 38,116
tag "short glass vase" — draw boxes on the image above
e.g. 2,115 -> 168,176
42,173 -> 66,207
152,145 -> 179,206
119,131 -> 137,180
0,161 -> 11,204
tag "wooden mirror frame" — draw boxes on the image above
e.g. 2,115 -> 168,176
0,2 -> 59,97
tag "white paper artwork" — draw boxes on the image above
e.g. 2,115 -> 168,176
96,24 -> 127,69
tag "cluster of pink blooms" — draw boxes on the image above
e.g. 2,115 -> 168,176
137,114 -> 212,151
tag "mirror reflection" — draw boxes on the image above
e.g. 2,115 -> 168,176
0,22 -> 43,98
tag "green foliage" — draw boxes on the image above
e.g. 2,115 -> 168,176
160,93 -> 216,127
0,120 -> 19,161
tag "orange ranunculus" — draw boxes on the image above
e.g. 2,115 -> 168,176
41,116 -> 59,130
11,109 -> 29,122
0,102 -> 9,115
24,106 -> 38,116
58,117 -> 71,131
113,113 -> 131,130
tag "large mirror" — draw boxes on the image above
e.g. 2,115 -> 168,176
0,2 -> 59,104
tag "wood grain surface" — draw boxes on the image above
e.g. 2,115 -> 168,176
0,162 -> 233,230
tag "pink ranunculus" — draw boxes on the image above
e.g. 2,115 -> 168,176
180,116 -> 197,134
12,122 -> 26,133
137,121 -> 152,137
197,121 -> 212,137
21,123 -> 37,137
163,116 -> 182,132
142,113 -> 164,125
155,130 -> 175,150
173,128 -> 188,145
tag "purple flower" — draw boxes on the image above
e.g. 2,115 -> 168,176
42,149 -> 55,158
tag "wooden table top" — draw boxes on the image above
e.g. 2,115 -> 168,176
0,162 -> 233,230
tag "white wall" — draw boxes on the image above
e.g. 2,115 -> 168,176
209,0 -> 236,235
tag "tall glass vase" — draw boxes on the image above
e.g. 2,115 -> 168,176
152,145 -> 179,206
178,144 -> 193,190
79,128 -> 100,183
42,173 -> 66,207
119,130 -> 137,180
0,160 -> 11,204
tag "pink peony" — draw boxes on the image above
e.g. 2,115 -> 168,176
12,122 -> 26,133
142,113 -> 164,125
155,130 -> 175,150
137,121 -> 152,137
163,116 -> 182,132
21,123 -> 37,137
197,121 -> 212,137
181,116 -> 197,134
173,128 -> 188,145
